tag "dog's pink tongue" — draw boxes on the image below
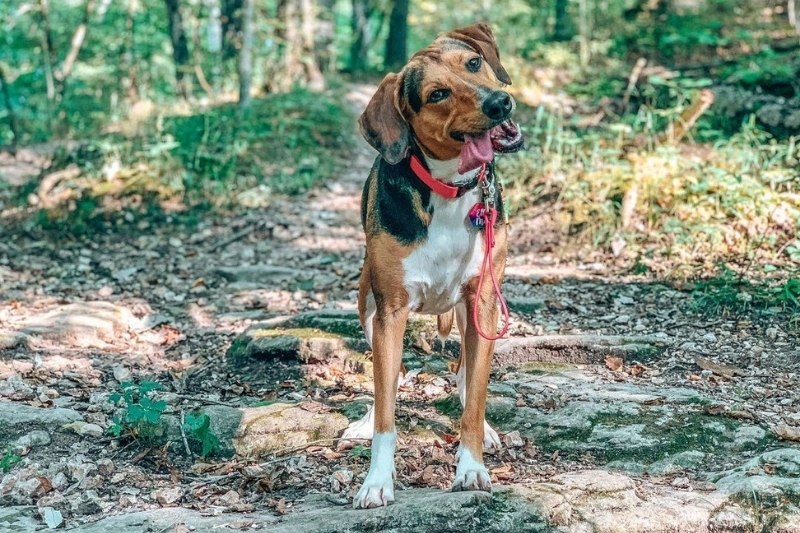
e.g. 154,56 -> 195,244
458,131 -> 493,174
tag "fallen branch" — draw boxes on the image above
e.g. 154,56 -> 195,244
622,58 -> 647,112
658,88 -> 715,144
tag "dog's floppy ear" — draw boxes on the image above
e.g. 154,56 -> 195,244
359,72 -> 410,165
448,23 -> 512,85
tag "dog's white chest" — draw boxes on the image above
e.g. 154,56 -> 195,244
403,189 -> 484,315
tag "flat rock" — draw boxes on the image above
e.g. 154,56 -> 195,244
17,302 -> 145,349
233,402 -> 349,457
0,401 -> 83,438
216,264 -> 312,283
0,506 -> 41,533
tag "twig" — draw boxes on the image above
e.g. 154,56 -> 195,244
179,409 -> 194,459
208,223 -> 260,252
621,57 -> 647,112
175,393 -> 238,407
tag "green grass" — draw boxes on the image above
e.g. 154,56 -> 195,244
7,88 -> 354,236
692,266 -> 800,319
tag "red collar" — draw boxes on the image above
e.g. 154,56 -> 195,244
409,155 -> 482,199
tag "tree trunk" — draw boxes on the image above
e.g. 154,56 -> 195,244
37,0 -> 57,101
384,0 -> 409,71
273,0 -> 324,92
222,0 -> 243,59
348,0 -> 373,72
315,0 -> 336,72
238,0 -> 254,109
164,0 -> 192,98
122,0 -> 139,101
0,65 -> 20,153
55,0 -> 95,96
552,0 -> 572,41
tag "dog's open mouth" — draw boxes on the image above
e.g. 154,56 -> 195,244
457,119 -> 524,174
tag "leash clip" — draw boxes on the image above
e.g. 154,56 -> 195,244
478,164 -> 496,208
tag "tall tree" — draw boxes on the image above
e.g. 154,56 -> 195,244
272,0 -> 324,91
348,0 -> 375,72
164,0 -> 192,98
384,0 -> 409,71
222,0 -> 243,59
552,0 -> 572,41
315,0 -> 336,72
238,0 -> 253,109
0,64 -> 20,152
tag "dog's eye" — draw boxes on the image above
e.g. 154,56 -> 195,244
427,89 -> 451,104
466,57 -> 482,72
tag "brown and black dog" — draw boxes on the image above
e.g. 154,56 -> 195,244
343,23 -> 523,509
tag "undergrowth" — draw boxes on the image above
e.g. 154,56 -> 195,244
7,88 -> 354,236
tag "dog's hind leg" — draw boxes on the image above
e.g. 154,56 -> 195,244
454,303 -> 501,452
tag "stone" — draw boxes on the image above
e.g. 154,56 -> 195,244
63,421 -> 104,438
731,424 -> 767,451
646,451 -> 707,475
153,486 -> 184,506
12,430 -> 51,453
0,506 -> 41,532
519,470 -> 726,532
19,301 -> 145,349
233,402 -> 348,457
0,374 -> 35,401
216,264 -> 309,283
0,402 -> 83,438
39,507 -> 63,529
503,430 -> 524,448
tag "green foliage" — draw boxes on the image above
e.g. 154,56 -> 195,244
109,380 -> 167,442
0,449 -> 22,473
182,413 -> 221,458
692,266 -> 800,318
348,444 -> 371,459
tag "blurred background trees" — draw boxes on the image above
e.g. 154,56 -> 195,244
0,0 -> 798,280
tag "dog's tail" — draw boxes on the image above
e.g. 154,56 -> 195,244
437,308 -> 454,344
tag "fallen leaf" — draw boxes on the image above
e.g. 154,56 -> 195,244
628,363 -> 646,377
605,356 -> 624,372
490,464 -> 512,475
773,423 -> 800,442
694,356 -> 747,378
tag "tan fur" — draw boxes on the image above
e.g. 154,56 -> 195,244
437,309 -> 454,339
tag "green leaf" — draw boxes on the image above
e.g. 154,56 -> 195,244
138,381 -> 162,394
126,404 -> 145,423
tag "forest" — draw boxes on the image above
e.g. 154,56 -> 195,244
1,0 -> 799,531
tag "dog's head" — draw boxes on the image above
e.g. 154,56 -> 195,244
359,23 -> 523,170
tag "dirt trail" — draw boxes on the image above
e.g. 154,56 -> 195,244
1,84 -> 799,532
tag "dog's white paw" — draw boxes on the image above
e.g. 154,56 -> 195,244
451,446 -> 492,492
484,421 -> 501,452
352,431 -> 397,509
352,471 -> 395,509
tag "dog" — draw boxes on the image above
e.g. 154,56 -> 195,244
344,22 -> 524,509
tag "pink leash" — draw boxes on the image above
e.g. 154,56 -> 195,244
471,164 -> 510,341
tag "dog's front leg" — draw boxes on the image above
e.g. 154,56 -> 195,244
452,292 -> 497,492
352,298 -> 408,509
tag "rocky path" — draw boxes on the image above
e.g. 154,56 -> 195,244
0,84 -> 799,532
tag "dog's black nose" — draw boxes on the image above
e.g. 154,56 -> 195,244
482,91 -> 512,121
